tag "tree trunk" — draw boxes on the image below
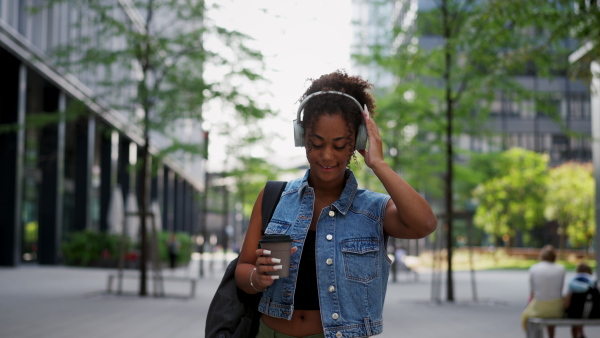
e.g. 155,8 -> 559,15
585,238 -> 590,257
137,5 -> 153,296
558,223 -> 566,261
138,141 -> 149,296
442,0 -> 455,302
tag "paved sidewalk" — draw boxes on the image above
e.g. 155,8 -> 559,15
1,259 -> 599,338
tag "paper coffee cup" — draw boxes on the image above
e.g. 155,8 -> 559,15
259,234 -> 293,278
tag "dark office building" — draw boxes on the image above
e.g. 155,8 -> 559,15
0,1 -> 204,266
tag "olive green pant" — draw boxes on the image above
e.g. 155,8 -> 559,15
256,318 -> 325,338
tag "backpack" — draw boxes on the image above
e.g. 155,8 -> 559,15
205,180 -> 287,338
566,284 -> 600,319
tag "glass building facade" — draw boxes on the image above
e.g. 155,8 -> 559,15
0,0 -> 205,266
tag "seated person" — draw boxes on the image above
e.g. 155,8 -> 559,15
564,262 -> 598,338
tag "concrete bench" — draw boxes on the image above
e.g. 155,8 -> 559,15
527,317 -> 600,337
106,273 -> 197,298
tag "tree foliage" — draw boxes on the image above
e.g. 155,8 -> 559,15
545,162 -> 595,253
354,0 -> 574,301
454,151 -> 509,208
40,0 -> 271,154
227,156 -> 284,219
472,148 -> 549,246
355,0 -> 575,200
353,0 -> 594,300
480,0 -> 600,81
39,0 -> 272,295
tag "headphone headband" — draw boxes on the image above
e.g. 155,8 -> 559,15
293,90 -> 368,150
296,91 -> 364,121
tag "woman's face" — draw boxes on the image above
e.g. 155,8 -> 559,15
305,113 -> 354,185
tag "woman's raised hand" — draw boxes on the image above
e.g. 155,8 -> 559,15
357,104 -> 385,169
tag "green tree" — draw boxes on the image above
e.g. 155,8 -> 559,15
40,0 -> 272,296
354,0 -> 573,301
455,151 -> 510,210
228,157 -> 282,220
545,162 -> 595,254
473,148 -> 549,247
475,1 -> 600,88
556,0 -> 600,80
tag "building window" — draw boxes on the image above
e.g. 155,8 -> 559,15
535,133 -> 552,153
569,93 -> 591,120
508,133 -> 519,148
550,134 -> 569,162
570,136 -> 592,161
535,96 -> 561,119
520,99 -> 535,120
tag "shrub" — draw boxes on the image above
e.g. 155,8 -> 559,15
157,231 -> 193,266
62,230 -> 192,267
61,230 -> 130,267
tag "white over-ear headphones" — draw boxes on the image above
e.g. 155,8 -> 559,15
293,91 -> 368,150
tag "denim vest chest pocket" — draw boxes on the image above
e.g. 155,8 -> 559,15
340,237 -> 379,283
264,217 -> 292,234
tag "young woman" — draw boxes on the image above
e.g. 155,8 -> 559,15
235,70 -> 437,338
521,245 -> 566,338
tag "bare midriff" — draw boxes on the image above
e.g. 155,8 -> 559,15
261,310 -> 323,336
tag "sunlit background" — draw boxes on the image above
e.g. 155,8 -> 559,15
205,0 -> 353,172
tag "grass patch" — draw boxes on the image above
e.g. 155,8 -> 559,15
416,248 -> 596,272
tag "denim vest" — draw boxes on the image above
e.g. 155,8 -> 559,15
258,169 -> 392,338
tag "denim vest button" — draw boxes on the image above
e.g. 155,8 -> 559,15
326,234 -> 333,240
332,313 -> 339,320
326,258 -> 333,265
335,332 -> 343,338
328,210 -> 335,217
328,285 -> 335,292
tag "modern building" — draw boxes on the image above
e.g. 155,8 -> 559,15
0,1 -> 206,266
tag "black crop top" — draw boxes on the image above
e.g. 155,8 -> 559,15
294,230 -> 320,310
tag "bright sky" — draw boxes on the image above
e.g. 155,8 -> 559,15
206,0 -> 353,172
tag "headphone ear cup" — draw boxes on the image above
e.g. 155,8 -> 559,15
355,123 -> 367,150
293,120 -> 305,147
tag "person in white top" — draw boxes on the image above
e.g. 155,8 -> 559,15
521,245 -> 566,338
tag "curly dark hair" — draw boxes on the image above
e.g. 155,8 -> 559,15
298,70 -> 376,153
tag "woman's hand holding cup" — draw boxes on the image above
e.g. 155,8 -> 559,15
254,248 -> 282,288
253,234 -> 295,290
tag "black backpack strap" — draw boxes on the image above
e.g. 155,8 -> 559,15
205,180 -> 287,338
261,181 -> 287,233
